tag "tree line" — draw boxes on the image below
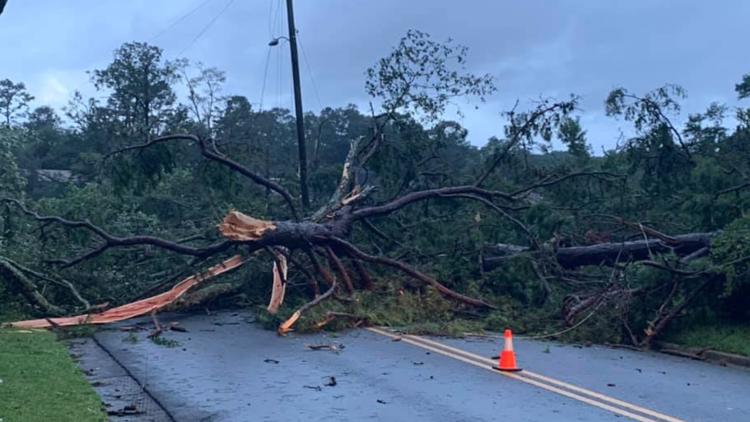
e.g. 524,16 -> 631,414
1,32 -> 749,346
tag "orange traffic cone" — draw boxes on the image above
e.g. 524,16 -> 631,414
493,329 -> 522,372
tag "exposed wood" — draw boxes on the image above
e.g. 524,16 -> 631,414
278,272 -> 337,335
219,210 -> 276,241
169,283 -> 237,310
266,248 -> 288,314
6,255 -> 247,329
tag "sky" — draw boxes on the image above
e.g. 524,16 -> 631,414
1,0 -> 749,151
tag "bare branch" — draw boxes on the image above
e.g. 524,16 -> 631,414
327,237 -> 495,309
715,181 -> 750,197
278,265 -> 338,335
3,198 -> 233,267
475,100 -> 573,186
107,134 -> 299,220
438,192 -> 538,249
351,185 -> 513,221
9,259 -> 92,310
324,246 -> 354,294
510,172 -> 624,197
0,257 -> 65,315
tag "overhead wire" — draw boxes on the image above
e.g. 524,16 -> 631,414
177,0 -> 235,57
297,35 -> 323,111
149,0 -> 213,42
259,0 -> 280,111
258,47 -> 273,111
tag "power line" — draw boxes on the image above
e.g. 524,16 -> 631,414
259,46 -> 272,111
149,0 -> 213,42
297,35 -> 323,111
177,0 -> 235,57
271,0 -> 283,38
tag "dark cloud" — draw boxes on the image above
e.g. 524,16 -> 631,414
1,0 -> 748,149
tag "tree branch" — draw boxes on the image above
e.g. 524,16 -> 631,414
327,237 -> 495,309
107,134 -> 299,220
351,185 -> 513,221
3,198 -> 233,268
510,172 -> 624,197
475,100 -> 573,186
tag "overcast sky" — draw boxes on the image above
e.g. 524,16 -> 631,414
1,0 -> 748,151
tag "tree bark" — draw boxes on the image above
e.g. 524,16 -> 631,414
482,232 -> 717,271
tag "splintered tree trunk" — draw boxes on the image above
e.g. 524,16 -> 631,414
481,232 -> 716,271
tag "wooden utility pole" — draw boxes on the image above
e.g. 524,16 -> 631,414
285,0 -> 310,209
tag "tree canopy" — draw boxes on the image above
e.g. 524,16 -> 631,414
2,32 -> 750,348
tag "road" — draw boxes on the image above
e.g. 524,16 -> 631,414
86,311 -> 750,421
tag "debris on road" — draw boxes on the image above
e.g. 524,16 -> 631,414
263,358 -> 279,364
306,343 -> 344,353
5,255 -> 247,329
107,404 -> 142,416
325,376 -> 337,387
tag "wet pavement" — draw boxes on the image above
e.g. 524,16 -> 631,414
439,335 -> 750,422
84,311 -> 750,422
69,338 -> 172,421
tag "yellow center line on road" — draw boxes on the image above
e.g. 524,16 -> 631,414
366,327 -> 685,422
399,332 -> 685,422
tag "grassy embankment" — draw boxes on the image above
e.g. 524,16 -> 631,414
666,323 -> 750,357
0,312 -> 105,422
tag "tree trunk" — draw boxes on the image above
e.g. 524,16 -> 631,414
481,232 -> 717,271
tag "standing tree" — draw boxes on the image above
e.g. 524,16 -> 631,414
90,42 -> 180,142
0,79 -> 34,127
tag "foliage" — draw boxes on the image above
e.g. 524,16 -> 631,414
1,32 -> 750,352
366,29 -> 496,121
666,322 -> 750,357
712,215 -> 750,291
0,78 -> 34,127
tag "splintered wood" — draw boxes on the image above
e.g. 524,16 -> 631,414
6,255 -> 247,329
219,210 -> 276,241
278,310 -> 301,335
266,249 -> 288,314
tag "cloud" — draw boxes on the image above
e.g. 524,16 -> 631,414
28,70 -> 93,112
1,0 -> 748,151
35,73 -> 71,108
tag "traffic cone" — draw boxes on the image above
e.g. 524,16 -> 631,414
493,329 -> 522,372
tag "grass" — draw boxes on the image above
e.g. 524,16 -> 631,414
150,336 -> 181,348
666,323 -> 750,357
0,328 -> 106,422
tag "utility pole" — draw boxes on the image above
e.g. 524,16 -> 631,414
285,0 -> 310,209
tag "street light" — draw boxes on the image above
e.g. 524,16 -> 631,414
268,36 -> 289,47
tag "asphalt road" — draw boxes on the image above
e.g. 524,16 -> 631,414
89,311 -> 750,422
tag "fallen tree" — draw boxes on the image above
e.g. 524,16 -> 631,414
3,33 -> 603,333
481,232 -> 716,271
2,96 -> 601,332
